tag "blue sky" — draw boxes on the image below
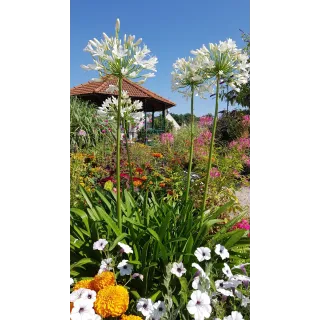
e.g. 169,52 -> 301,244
71,0 -> 249,116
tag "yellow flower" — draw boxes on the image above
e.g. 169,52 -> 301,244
92,271 -> 116,292
73,279 -> 94,291
133,180 -> 143,187
121,315 -> 143,320
94,286 -> 129,318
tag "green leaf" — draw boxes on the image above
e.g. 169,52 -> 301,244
70,258 -> 97,271
178,277 -> 189,304
70,208 -> 90,235
150,290 -> 161,302
147,228 -> 168,261
95,206 -> 121,237
109,233 -> 128,250
130,291 -> 141,299
224,229 -> 246,248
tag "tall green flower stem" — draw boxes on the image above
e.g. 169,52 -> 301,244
200,76 -> 220,222
116,78 -> 123,232
123,120 -> 134,193
185,85 -> 195,201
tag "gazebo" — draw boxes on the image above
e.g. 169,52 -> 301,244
70,76 -> 176,139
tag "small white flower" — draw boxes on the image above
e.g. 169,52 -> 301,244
187,290 -> 212,320
214,244 -> 229,260
106,84 -> 118,93
218,70 -> 224,75
118,242 -> 133,254
171,262 -> 186,277
80,289 -> 97,302
137,298 -> 154,317
117,259 -> 133,276
223,311 -> 244,320
222,263 -> 233,278
232,263 -> 250,270
240,295 -> 250,307
194,247 -> 211,262
216,288 -> 234,297
121,67 -> 128,75
215,279 -> 241,290
151,301 -> 166,319
101,258 -> 113,271
231,274 -> 250,283
132,273 -> 144,281
70,278 -> 74,286
93,239 -> 108,251
70,289 -> 84,302
70,298 -> 95,320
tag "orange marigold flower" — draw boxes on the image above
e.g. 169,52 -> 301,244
151,152 -> 163,158
92,271 -> 116,292
159,183 -> 166,188
141,176 -> 148,181
73,279 -> 94,291
94,285 -> 129,318
133,180 -> 143,187
121,315 -> 143,320
149,181 -> 153,185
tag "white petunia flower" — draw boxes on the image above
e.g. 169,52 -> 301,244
80,289 -> 97,302
191,263 -> 210,291
194,247 -> 211,262
215,279 -> 241,290
171,262 -> 186,277
137,298 -> 154,317
214,244 -> 229,260
70,298 -> 95,320
187,290 -> 212,320
118,242 -> 133,254
231,274 -> 250,283
223,311 -> 244,320
93,239 -> 108,251
100,258 -> 113,271
117,259 -> 133,276
216,288 -> 234,297
222,263 -> 233,278
151,301 -> 166,319
132,273 -> 144,281
70,278 -> 74,286
70,289 -> 84,302
241,296 -> 250,307
191,263 -> 206,277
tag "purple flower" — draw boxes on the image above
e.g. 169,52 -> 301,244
78,129 -> 87,136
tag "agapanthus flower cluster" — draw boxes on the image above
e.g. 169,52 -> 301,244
191,39 -> 250,92
199,116 -> 213,127
171,56 -> 214,99
160,132 -> 174,144
98,88 -> 144,123
81,19 -> 158,84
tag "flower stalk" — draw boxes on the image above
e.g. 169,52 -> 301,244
185,85 -> 195,201
123,120 -> 134,193
116,78 -> 123,232
200,76 -> 220,220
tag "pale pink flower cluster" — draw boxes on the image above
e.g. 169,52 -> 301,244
195,130 -> 212,147
210,167 -> 221,178
199,116 -> 213,127
242,115 -> 250,126
229,137 -> 250,150
160,132 -> 174,144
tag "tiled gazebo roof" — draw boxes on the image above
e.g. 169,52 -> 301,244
70,76 -> 175,112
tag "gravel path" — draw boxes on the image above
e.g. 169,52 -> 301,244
235,186 -> 250,215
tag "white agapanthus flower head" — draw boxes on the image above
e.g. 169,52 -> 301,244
117,259 -> 134,276
99,91 -> 143,122
136,298 -> 154,317
214,244 -> 229,260
194,247 -> 211,262
171,262 -> 187,277
81,19 -> 158,83
223,311 -> 244,320
93,239 -> 108,251
191,39 -> 249,92
222,263 -> 233,279
70,298 -> 95,320
151,301 -> 166,319
187,290 -> 212,320
118,242 -> 133,254
171,56 -> 214,100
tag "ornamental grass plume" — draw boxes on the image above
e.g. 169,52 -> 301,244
171,56 -> 214,201
191,39 -> 250,220
92,271 -> 116,292
81,18 -> 158,232
94,285 -> 129,318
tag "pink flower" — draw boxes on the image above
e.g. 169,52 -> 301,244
210,167 -> 221,178
229,138 -> 250,150
160,133 -> 174,144
78,129 -> 87,136
199,116 -> 213,127
231,219 -> 250,232
242,115 -> 250,126
101,129 -> 106,133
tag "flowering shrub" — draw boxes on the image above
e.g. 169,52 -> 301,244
199,116 -> 213,127
160,132 -> 174,144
